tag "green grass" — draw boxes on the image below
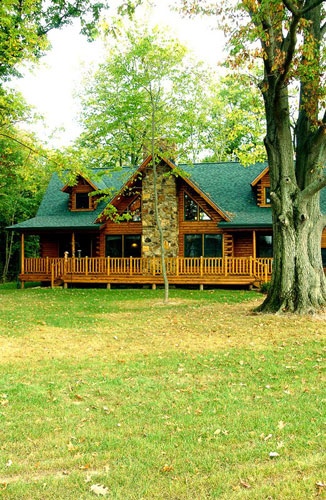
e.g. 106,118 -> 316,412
0,284 -> 325,499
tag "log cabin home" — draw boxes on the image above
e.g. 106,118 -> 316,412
9,154 -> 326,288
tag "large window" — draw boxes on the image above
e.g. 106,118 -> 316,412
184,193 -> 211,221
256,234 -> 273,258
184,234 -> 222,257
75,192 -> 91,210
106,235 -> 141,257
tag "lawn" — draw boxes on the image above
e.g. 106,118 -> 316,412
0,284 -> 325,499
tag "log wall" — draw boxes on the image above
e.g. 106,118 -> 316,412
256,172 -> 271,206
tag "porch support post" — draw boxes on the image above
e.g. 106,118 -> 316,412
199,284 -> 204,291
20,233 -> 25,289
106,283 -> 111,290
21,233 -> 24,274
253,230 -> 256,259
72,232 -> 75,257
152,284 -> 156,290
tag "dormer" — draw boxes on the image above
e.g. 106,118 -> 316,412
251,167 -> 271,207
62,175 -> 98,211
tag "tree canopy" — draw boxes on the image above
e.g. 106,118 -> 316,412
0,0 -> 142,81
77,24 -> 266,166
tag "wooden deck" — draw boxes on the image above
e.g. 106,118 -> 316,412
20,256 -> 273,288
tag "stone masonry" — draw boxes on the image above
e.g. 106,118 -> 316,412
142,161 -> 179,258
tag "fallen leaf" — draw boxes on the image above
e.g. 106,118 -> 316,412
264,433 -> 272,441
6,460 -> 12,467
90,484 -> 109,496
67,442 -> 76,452
269,451 -> 279,458
316,481 -> 326,488
240,479 -> 251,489
278,420 -> 286,430
161,464 -> 174,473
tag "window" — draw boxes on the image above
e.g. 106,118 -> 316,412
184,193 -> 211,221
321,248 -> 326,267
105,235 -> 141,257
75,192 -> 90,210
123,195 -> 141,222
264,187 -> 271,205
184,234 -> 222,257
256,234 -> 273,258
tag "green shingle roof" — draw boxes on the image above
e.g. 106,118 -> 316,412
9,160 -> 326,231
180,161 -> 272,227
9,167 -> 137,231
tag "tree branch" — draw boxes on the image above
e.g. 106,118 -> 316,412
299,174 -> 326,200
311,110 -> 326,149
0,133 -> 52,163
278,12 -> 300,87
283,0 -> 300,15
321,21 -> 326,37
301,0 -> 326,15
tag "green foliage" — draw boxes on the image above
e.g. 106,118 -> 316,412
200,74 -> 266,164
0,0 -> 119,82
77,23 -> 208,167
77,22 -> 266,167
0,128 -> 52,280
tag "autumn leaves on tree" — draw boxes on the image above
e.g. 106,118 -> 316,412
183,0 -> 326,313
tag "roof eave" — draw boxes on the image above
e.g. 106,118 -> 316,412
251,166 -> 269,187
7,224 -> 102,232
219,222 -> 272,228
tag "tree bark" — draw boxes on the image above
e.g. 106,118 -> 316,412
258,191 -> 326,313
258,87 -> 326,313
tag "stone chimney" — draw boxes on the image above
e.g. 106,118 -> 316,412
141,155 -> 179,258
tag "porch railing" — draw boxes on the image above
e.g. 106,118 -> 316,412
23,256 -> 273,283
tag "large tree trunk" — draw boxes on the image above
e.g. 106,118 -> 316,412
258,85 -> 326,313
258,191 -> 326,313
256,1 -> 326,314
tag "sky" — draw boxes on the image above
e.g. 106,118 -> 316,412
7,1 -> 226,148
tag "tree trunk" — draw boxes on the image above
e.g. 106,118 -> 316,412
258,193 -> 326,313
257,109 -> 326,313
2,229 -> 14,282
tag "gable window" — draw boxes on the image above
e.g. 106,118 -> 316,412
256,234 -> 273,258
75,192 -> 91,210
123,195 -> 141,222
184,234 -> 222,257
264,187 -> 271,205
184,193 -> 211,221
105,234 -> 141,258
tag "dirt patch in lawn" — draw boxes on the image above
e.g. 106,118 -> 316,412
0,299 -> 324,365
